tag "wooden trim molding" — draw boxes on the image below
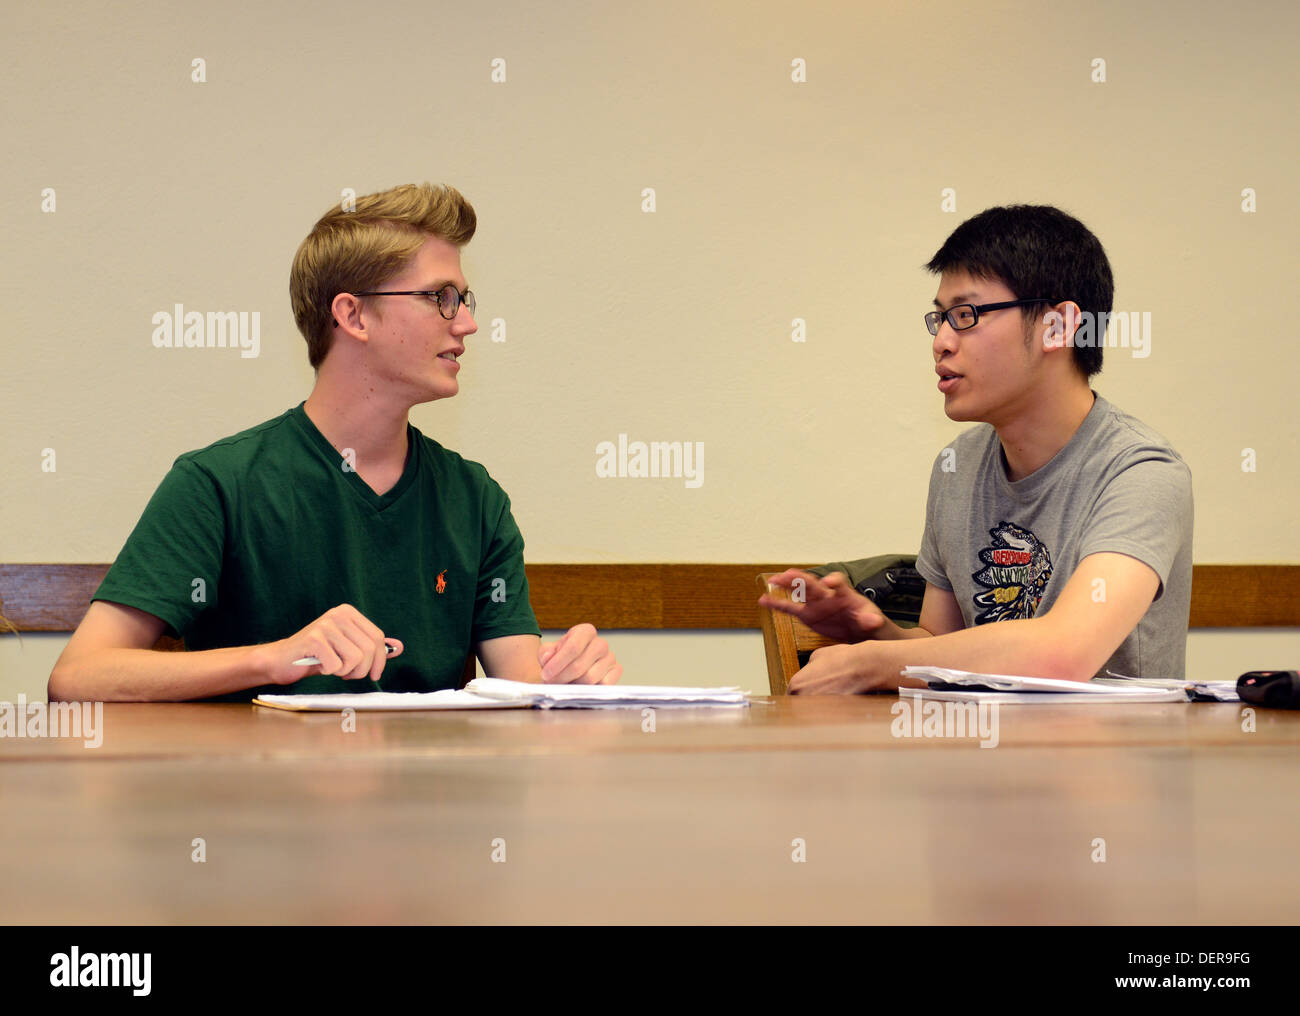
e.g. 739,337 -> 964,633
1,563 -> 1298,633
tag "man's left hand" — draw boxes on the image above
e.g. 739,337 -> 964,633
539,623 -> 622,684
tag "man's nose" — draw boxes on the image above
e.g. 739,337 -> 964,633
932,318 -> 958,361
454,305 -> 478,336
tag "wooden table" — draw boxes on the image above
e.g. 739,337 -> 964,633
4,696 -> 1299,924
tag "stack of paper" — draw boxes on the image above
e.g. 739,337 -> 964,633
900,666 -> 1188,704
1094,672 -> 1240,702
253,690 -> 526,711
253,679 -> 749,712
465,677 -> 749,709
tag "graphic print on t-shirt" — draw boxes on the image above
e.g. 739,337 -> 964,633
971,521 -> 1054,623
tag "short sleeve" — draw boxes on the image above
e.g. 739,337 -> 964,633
91,458 -> 227,638
472,490 -> 541,642
915,452 -> 952,591
1076,454 -> 1193,600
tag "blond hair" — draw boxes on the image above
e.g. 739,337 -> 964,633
290,183 -> 477,369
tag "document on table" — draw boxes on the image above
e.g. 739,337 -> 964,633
253,679 -> 749,712
253,690 -> 527,711
900,666 -> 1189,704
464,678 -> 749,709
1093,673 -> 1241,702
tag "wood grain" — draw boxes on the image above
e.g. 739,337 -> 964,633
3,699 -> 1298,924
2,562 -> 1298,632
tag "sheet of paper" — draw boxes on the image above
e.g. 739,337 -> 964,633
253,690 -> 527,712
900,666 -> 1180,695
253,680 -> 751,712
464,677 -> 749,708
904,687 -> 1187,704
1095,672 -> 1240,702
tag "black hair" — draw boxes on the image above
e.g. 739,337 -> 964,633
925,205 -> 1114,378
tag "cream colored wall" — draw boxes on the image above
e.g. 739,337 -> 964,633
2,1 -> 1297,699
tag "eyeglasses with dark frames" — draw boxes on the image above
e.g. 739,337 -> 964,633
924,299 -> 1056,336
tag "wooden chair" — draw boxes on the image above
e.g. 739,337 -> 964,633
756,573 -> 841,695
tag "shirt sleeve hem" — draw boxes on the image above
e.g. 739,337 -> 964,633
914,559 -> 953,592
1075,543 -> 1171,600
89,593 -> 189,640
472,624 -> 543,642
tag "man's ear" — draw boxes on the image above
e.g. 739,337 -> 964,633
1040,300 -> 1082,354
329,291 -> 372,344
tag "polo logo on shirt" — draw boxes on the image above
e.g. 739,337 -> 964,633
971,521 -> 1053,623
436,570 -> 447,594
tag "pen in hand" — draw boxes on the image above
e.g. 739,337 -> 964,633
293,643 -> 399,667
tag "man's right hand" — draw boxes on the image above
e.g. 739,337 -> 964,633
254,604 -> 403,686
758,569 -> 888,644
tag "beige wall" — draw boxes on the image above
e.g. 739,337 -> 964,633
3,1 -> 1297,696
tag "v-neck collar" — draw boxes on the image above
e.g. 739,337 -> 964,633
289,401 -> 419,512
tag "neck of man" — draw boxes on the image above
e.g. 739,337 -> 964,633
303,354 -> 411,476
992,375 -> 1096,483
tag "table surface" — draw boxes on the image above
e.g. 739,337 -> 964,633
4,696 -> 1299,924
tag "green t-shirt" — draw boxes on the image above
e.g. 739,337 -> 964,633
92,402 -> 540,700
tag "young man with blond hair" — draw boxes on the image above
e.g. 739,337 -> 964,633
762,205 -> 1192,693
51,183 -> 621,701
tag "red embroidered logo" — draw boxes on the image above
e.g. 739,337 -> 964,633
435,569 -> 447,594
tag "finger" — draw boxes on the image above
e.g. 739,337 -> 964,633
764,569 -> 804,589
371,638 -> 403,683
329,606 -> 388,680
310,620 -> 359,677
758,594 -> 805,616
541,625 -> 594,681
775,572 -> 839,606
539,638 -> 570,681
335,605 -> 387,654
558,638 -> 610,684
332,618 -> 381,680
766,569 -> 818,592
801,574 -> 846,603
538,642 -> 558,667
598,662 -> 623,685
310,640 -> 345,678
788,661 -> 820,694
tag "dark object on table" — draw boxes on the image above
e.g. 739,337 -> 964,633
1237,670 -> 1300,709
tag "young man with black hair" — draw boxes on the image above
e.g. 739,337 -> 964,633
762,205 -> 1192,693
49,183 -> 622,702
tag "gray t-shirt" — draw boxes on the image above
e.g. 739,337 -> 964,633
915,392 -> 1193,680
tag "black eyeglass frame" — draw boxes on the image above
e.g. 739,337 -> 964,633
350,284 -> 476,321
924,298 -> 1058,336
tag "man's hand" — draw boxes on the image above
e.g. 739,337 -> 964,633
539,623 -> 622,685
759,569 -> 888,643
787,641 -> 926,695
253,604 -> 403,686
787,642 -> 876,694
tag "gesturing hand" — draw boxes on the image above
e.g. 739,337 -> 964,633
759,569 -> 887,644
